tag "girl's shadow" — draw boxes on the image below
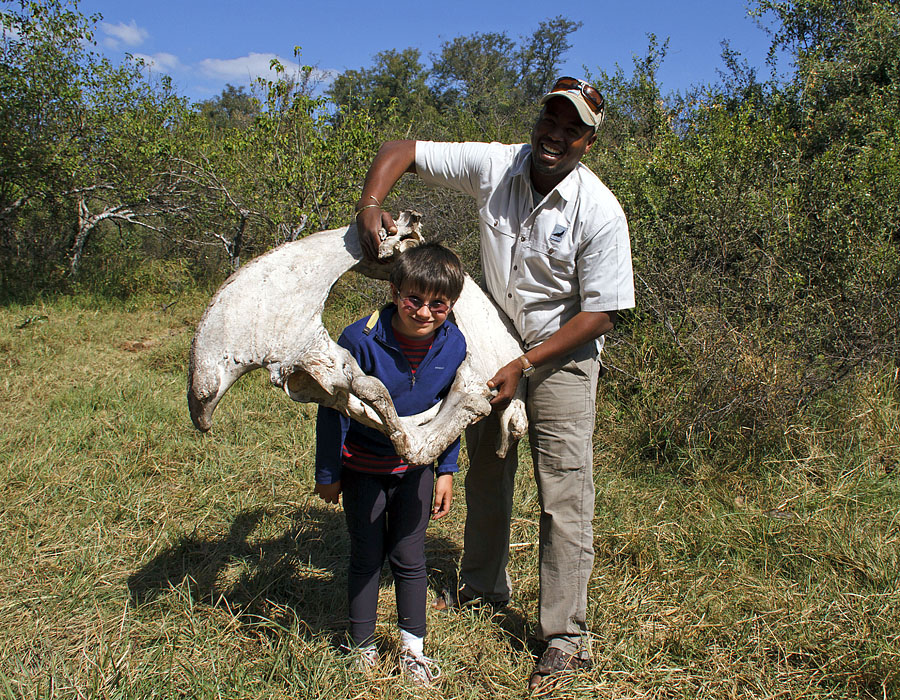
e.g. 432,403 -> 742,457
127,505 -> 464,635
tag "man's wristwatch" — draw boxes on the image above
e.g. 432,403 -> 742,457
518,355 -> 536,378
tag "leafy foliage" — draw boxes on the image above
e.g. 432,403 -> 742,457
590,0 -> 900,471
197,84 -> 260,131
1,0 -> 898,476
1,2 -> 899,696
0,0 -> 190,291
328,47 -> 433,124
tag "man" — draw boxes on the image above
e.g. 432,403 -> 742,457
354,77 -> 635,691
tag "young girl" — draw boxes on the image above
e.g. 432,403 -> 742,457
313,243 -> 466,685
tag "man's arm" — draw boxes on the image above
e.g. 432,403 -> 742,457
355,140 -> 418,260
487,310 -> 617,406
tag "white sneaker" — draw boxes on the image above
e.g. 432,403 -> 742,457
341,643 -> 379,673
399,649 -> 442,686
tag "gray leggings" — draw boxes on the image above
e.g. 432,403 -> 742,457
342,466 -> 434,646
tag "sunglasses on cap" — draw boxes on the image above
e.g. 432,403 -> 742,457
548,76 -> 605,115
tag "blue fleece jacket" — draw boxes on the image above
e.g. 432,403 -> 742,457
314,304 -> 467,485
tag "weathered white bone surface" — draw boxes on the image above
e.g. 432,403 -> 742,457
451,277 -> 529,457
187,212 -> 527,465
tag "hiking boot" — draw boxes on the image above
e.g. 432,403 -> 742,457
433,586 -> 507,612
528,646 -> 592,692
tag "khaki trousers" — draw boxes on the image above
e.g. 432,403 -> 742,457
462,345 -> 599,656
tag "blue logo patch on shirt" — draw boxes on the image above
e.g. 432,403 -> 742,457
547,224 -> 567,254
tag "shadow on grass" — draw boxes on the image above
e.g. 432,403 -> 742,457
423,536 -> 531,652
127,505 -> 464,637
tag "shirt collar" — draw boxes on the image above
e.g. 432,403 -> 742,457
517,145 -> 583,206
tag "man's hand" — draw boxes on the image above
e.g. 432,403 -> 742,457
487,360 -> 524,408
431,473 -> 453,519
354,140 -> 417,260
486,311 -> 617,407
356,207 -> 398,261
314,481 -> 342,504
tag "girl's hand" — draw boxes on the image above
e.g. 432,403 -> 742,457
314,481 -> 342,504
432,473 -> 453,519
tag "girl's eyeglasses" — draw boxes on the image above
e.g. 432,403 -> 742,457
399,294 -> 452,315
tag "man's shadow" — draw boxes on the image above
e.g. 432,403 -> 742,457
127,505 -> 467,637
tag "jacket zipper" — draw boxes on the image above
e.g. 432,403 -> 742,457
375,307 -> 443,390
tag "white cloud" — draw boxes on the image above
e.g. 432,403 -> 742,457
198,52 -> 298,82
101,20 -> 149,50
194,54 -> 341,95
132,52 -> 181,71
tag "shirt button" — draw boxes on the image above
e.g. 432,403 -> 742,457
494,220 -> 499,226
507,293 -> 512,298
520,236 -> 526,241
513,265 -> 518,271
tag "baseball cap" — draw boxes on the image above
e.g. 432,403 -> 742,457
539,76 -> 606,132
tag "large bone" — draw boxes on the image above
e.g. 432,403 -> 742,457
187,212 -> 527,465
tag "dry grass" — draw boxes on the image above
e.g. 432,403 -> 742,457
0,293 -> 898,699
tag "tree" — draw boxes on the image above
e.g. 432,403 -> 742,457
749,0 -> 900,365
328,48 -> 432,124
0,0 -> 95,286
326,17 -> 582,143
515,16 -> 583,101
198,84 -> 260,131
430,17 -> 582,120
0,0 -> 194,289
430,31 -> 517,112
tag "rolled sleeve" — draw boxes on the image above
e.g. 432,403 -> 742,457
435,436 -> 461,475
415,141 -> 493,198
578,214 -> 635,312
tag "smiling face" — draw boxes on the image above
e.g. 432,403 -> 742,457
529,96 -> 596,194
390,284 -> 453,339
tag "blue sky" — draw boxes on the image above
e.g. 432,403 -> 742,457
76,0 -> 778,104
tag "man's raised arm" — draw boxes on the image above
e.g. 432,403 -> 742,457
355,140 -> 418,260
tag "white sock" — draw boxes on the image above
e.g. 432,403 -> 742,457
400,629 -> 425,657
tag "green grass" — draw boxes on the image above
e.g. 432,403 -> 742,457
1,292 -> 898,699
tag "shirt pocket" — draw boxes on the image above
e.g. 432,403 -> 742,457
526,221 -> 577,277
480,211 -> 516,242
